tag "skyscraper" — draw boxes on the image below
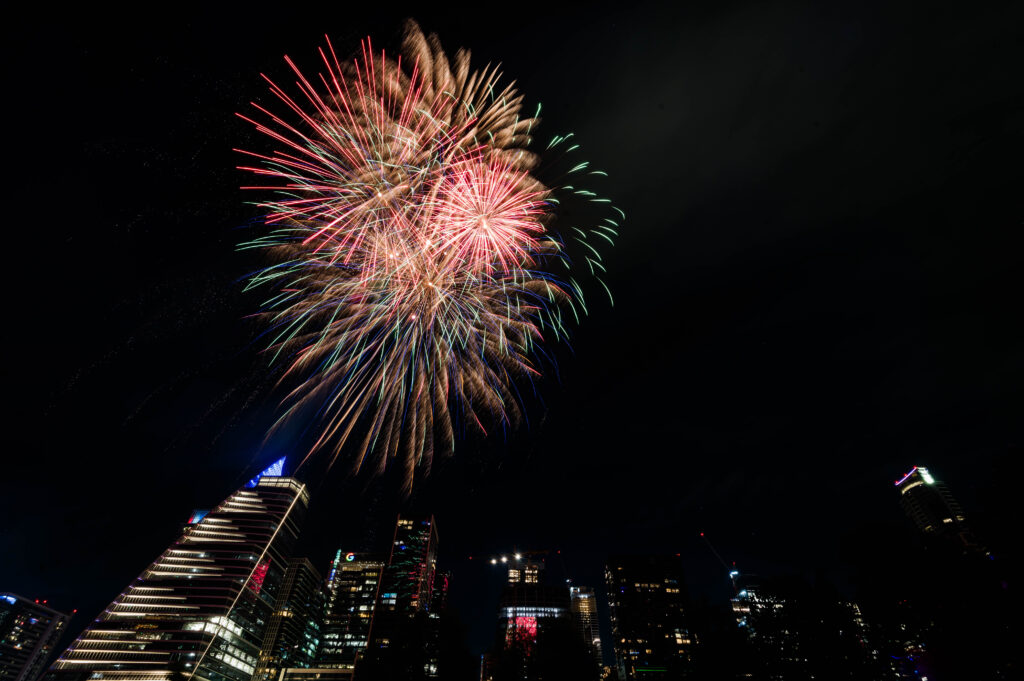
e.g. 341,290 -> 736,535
497,558 -> 569,658
46,458 -> 308,681
895,466 -> 978,550
729,574 -> 805,678
0,594 -> 70,681
481,552 -> 592,681
605,555 -> 695,680
318,552 -> 384,673
729,572 -> 883,680
569,586 -> 603,671
376,518 -> 439,618
360,517 -> 439,681
254,558 -> 325,680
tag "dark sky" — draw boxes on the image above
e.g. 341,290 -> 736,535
3,0 -> 1022,659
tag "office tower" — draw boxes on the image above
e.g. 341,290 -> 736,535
254,558 -> 325,680
422,572 -> 449,680
730,572 -> 883,681
729,574 -> 804,678
569,586 -> 603,670
894,466 -> 979,550
360,517 -> 440,680
0,594 -> 70,681
605,555 -> 695,680
47,458 -> 308,681
318,552 -> 384,672
481,552 -> 595,681
493,556 -> 569,653
377,517 -> 439,617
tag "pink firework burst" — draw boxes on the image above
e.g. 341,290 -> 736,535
238,21 -> 616,491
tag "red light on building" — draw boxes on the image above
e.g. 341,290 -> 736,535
506,615 -> 538,647
248,560 -> 270,594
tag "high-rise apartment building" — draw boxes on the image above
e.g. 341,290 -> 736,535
605,555 -> 695,680
0,594 -> 70,681
895,466 -> 979,550
254,558 -> 325,680
569,586 -> 603,670
46,458 -> 308,681
317,552 -> 384,672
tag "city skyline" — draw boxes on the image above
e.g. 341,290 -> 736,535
3,1 -> 1020,678
2,458 -> 1012,680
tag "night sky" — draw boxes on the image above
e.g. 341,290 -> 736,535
4,0 -> 1022,660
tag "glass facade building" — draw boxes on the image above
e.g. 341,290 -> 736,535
0,594 -> 70,681
375,518 -> 438,619
46,459 -> 308,681
605,555 -> 695,680
317,552 -> 384,672
360,517 -> 440,680
569,586 -> 603,670
254,558 -> 325,680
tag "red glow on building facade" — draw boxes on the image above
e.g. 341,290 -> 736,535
249,560 -> 270,594
506,616 -> 538,647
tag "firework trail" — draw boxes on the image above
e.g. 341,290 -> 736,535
238,21 -> 619,492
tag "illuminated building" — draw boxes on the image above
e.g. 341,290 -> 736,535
254,558 -> 325,680
498,587 -> 568,654
317,552 -> 384,673
0,594 -> 70,681
895,466 -> 980,550
490,555 -> 569,654
375,517 -> 439,618
569,586 -> 603,670
730,572 -> 882,680
729,575 -> 804,677
605,555 -> 695,680
505,557 -> 540,586
274,669 -> 352,681
360,516 -> 440,680
46,457 -> 308,681
480,552 -> 593,681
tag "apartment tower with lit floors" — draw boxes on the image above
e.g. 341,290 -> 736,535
0,594 -> 70,681
45,458 -> 308,681
894,465 -> 982,552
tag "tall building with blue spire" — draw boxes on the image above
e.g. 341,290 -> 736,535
46,457 -> 308,681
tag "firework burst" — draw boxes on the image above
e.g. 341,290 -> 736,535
238,21 -> 618,491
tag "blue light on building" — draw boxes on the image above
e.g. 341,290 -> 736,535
246,457 -> 287,488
